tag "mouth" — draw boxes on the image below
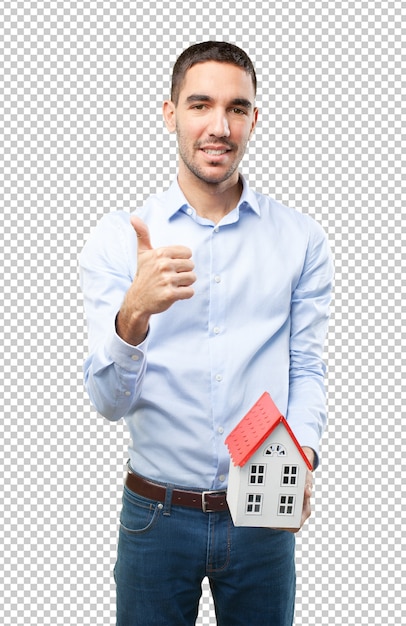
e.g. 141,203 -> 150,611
199,145 -> 233,163
201,148 -> 230,156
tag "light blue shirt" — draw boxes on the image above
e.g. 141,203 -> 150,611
80,176 -> 333,489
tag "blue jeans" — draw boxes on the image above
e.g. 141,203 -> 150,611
114,484 -> 296,626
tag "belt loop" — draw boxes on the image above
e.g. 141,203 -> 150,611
163,484 -> 173,516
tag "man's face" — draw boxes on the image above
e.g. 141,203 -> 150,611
164,61 -> 258,187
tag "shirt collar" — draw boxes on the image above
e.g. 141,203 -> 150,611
163,174 -> 261,219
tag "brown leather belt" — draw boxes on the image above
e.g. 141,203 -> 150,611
125,471 -> 228,513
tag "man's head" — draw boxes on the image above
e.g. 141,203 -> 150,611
164,42 -> 258,189
171,41 -> 257,106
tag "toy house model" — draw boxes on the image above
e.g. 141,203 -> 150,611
225,392 -> 312,529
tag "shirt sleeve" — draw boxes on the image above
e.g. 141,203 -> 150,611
286,217 -> 334,469
79,211 -> 148,421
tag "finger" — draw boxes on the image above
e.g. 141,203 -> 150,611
172,272 -> 197,289
305,482 -> 313,497
171,257 -> 195,273
157,245 -> 194,260
130,215 -> 153,252
172,285 -> 195,301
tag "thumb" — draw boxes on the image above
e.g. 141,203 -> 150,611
130,215 -> 153,252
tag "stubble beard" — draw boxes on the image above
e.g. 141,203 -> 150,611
176,128 -> 245,186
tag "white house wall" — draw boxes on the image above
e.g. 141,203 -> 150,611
227,423 -> 307,528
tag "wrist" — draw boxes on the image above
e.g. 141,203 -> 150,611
115,308 -> 149,346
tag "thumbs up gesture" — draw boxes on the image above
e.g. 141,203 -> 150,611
116,215 -> 196,345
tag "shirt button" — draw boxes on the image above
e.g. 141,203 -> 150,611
186,207 -> 193,216
215,374 -> 223,382
131,354 -> 140,361
214,275 -> 221,283
214,226 -> 219,233
219,475 -> 226,482
218,426 -> 224,434
213,326 -> 220,334
124,391 -> 131,396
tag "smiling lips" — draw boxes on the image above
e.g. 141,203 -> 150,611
203,149 -> 228,155
200,144 -> 233,158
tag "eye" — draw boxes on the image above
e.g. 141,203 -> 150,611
231,108 -> 247,115
192,104 -> 207,110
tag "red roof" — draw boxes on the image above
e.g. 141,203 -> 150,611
225,392 -> 312,469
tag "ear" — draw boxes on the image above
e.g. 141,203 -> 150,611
249,107 -> 259,139
163,100 -> 176,133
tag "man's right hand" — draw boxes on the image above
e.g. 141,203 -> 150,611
116,215 -> 196,345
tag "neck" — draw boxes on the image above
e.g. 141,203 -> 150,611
178,171 -> 243,224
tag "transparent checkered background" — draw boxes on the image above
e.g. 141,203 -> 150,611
1,1 -> 405,624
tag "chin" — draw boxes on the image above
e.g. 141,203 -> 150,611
200,166 -> 238,185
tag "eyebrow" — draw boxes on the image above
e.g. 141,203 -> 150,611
185,94 -> 253,109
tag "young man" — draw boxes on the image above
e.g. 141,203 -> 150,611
80,42 -> 333,626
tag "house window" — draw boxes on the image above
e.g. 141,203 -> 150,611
264,443 -> 286,457
249,464 -> 266,484
281,465 -> 298,486
246,494 -> 263,514
278,495 -> 296,516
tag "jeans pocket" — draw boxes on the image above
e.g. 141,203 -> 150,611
119,486 -> 162,535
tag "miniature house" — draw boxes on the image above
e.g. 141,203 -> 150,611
225,392 -> 312,529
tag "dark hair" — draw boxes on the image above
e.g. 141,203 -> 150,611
171,41 -> 257,104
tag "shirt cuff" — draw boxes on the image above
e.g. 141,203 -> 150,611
300,439 -> 320,470
106,326 -> 149,371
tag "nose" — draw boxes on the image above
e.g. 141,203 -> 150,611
208,109 -> 230,138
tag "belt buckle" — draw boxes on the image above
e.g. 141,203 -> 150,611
201,490 -> 222,513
